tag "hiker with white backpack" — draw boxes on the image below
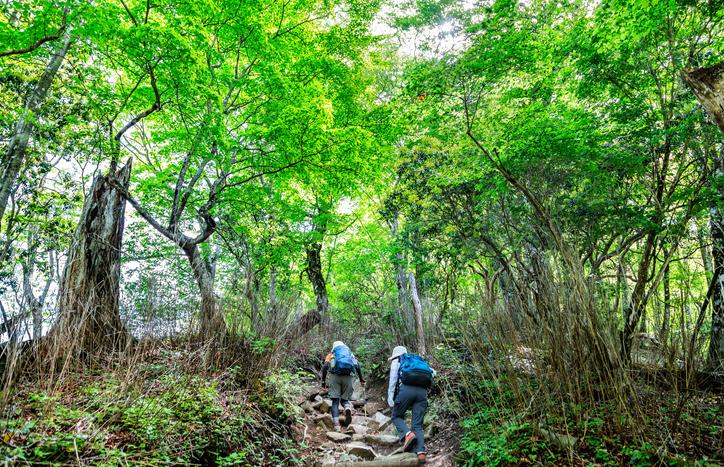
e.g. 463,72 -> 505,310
387,345 -> 435,465
321,341 -> 365,430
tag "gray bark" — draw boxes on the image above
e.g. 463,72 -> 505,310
682,63 -> 724,133
682,63 -> 724,370
387,215 -> 414,335
183,242 -> 224,340
408,271 -> 426,356
306,205 -> 330,319
22,247 -> 53,340
269,266 -> 277,316
698,224 -> 713,277
707,200 -> 724,370
661,257 -> 671,344
52,161 -> 131,354
306,241 -> 329,316
0,34 -> 71,228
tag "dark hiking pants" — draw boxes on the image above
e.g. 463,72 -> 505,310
391,384 -> 428,453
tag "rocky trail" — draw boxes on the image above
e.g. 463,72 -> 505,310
295,380 -> 453,466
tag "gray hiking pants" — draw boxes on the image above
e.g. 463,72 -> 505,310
328,373 -> 353,419
391,384 -> 428,453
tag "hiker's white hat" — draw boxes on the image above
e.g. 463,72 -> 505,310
332,341 -> 345,351
388,346 -> 408,361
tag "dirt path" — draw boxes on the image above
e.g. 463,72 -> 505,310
295,379 -> 453,466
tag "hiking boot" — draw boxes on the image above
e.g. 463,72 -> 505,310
343,406 -> 352,427
416,452 -> 427,464
402,431 -> 417,452
333,418 -> 341,431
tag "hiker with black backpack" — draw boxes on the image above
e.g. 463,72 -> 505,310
321,341 -> 365,430
387,345 -> 435,465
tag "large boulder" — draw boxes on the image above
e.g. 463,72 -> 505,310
347,442 -> 377,460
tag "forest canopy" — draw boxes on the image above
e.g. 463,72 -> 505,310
1,0 -> 723,465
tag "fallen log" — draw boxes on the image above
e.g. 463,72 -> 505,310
334,453 -> 419,466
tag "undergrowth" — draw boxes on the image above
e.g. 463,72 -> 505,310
0,347 -> 306,466
455,372 -> 724,466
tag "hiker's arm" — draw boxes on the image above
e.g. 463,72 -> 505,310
321,362 -> 329,386
355,364 -> 364,383
387,359 -> 399,407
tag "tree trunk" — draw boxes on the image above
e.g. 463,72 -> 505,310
269,266 -> 277,317
306,242 -> 329,316
183,242 -> 225,341
661,258 -> 671,345
622,232 -> 656,361
245,266 -> 259,328
682,63 -> 724,133
698,224 -> 713,277
0,34 -> 71,228
387,215 -> 415,336
52,161 -> 131,356
707,204 -> 724,371
408,271 -> 426,356
682,63 -> 724,371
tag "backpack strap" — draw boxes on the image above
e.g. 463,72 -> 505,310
393,355 -> 402,399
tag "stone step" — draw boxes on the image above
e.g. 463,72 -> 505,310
326,431 -> 351,442
315,413 -> 335,430
344,424 -> 368,435
346,441 -> 377,460
362,434 -> 399,446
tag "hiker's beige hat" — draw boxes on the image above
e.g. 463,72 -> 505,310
388,346 -> 408,361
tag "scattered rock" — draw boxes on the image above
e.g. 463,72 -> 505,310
379,424 -> 397,436
315,413 -> 335,430
304,385 -> 321,400
351,415 -> 369,425
537,423 -> 577,449
320,398 -> 333,413
424,421 -> 437,438
301,401 -> 314,413
346,441 -> 377,460
352,433 -> 365,441
365,402 -> 381,415
326,431 -> 352,442
352,399 -> 366,408
345,424 -> 368,435
336,453 -> 352,463
373,412 -> 392,431
363,434 -> 399,446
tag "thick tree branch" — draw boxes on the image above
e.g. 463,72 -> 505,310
0,10 -> 68,58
